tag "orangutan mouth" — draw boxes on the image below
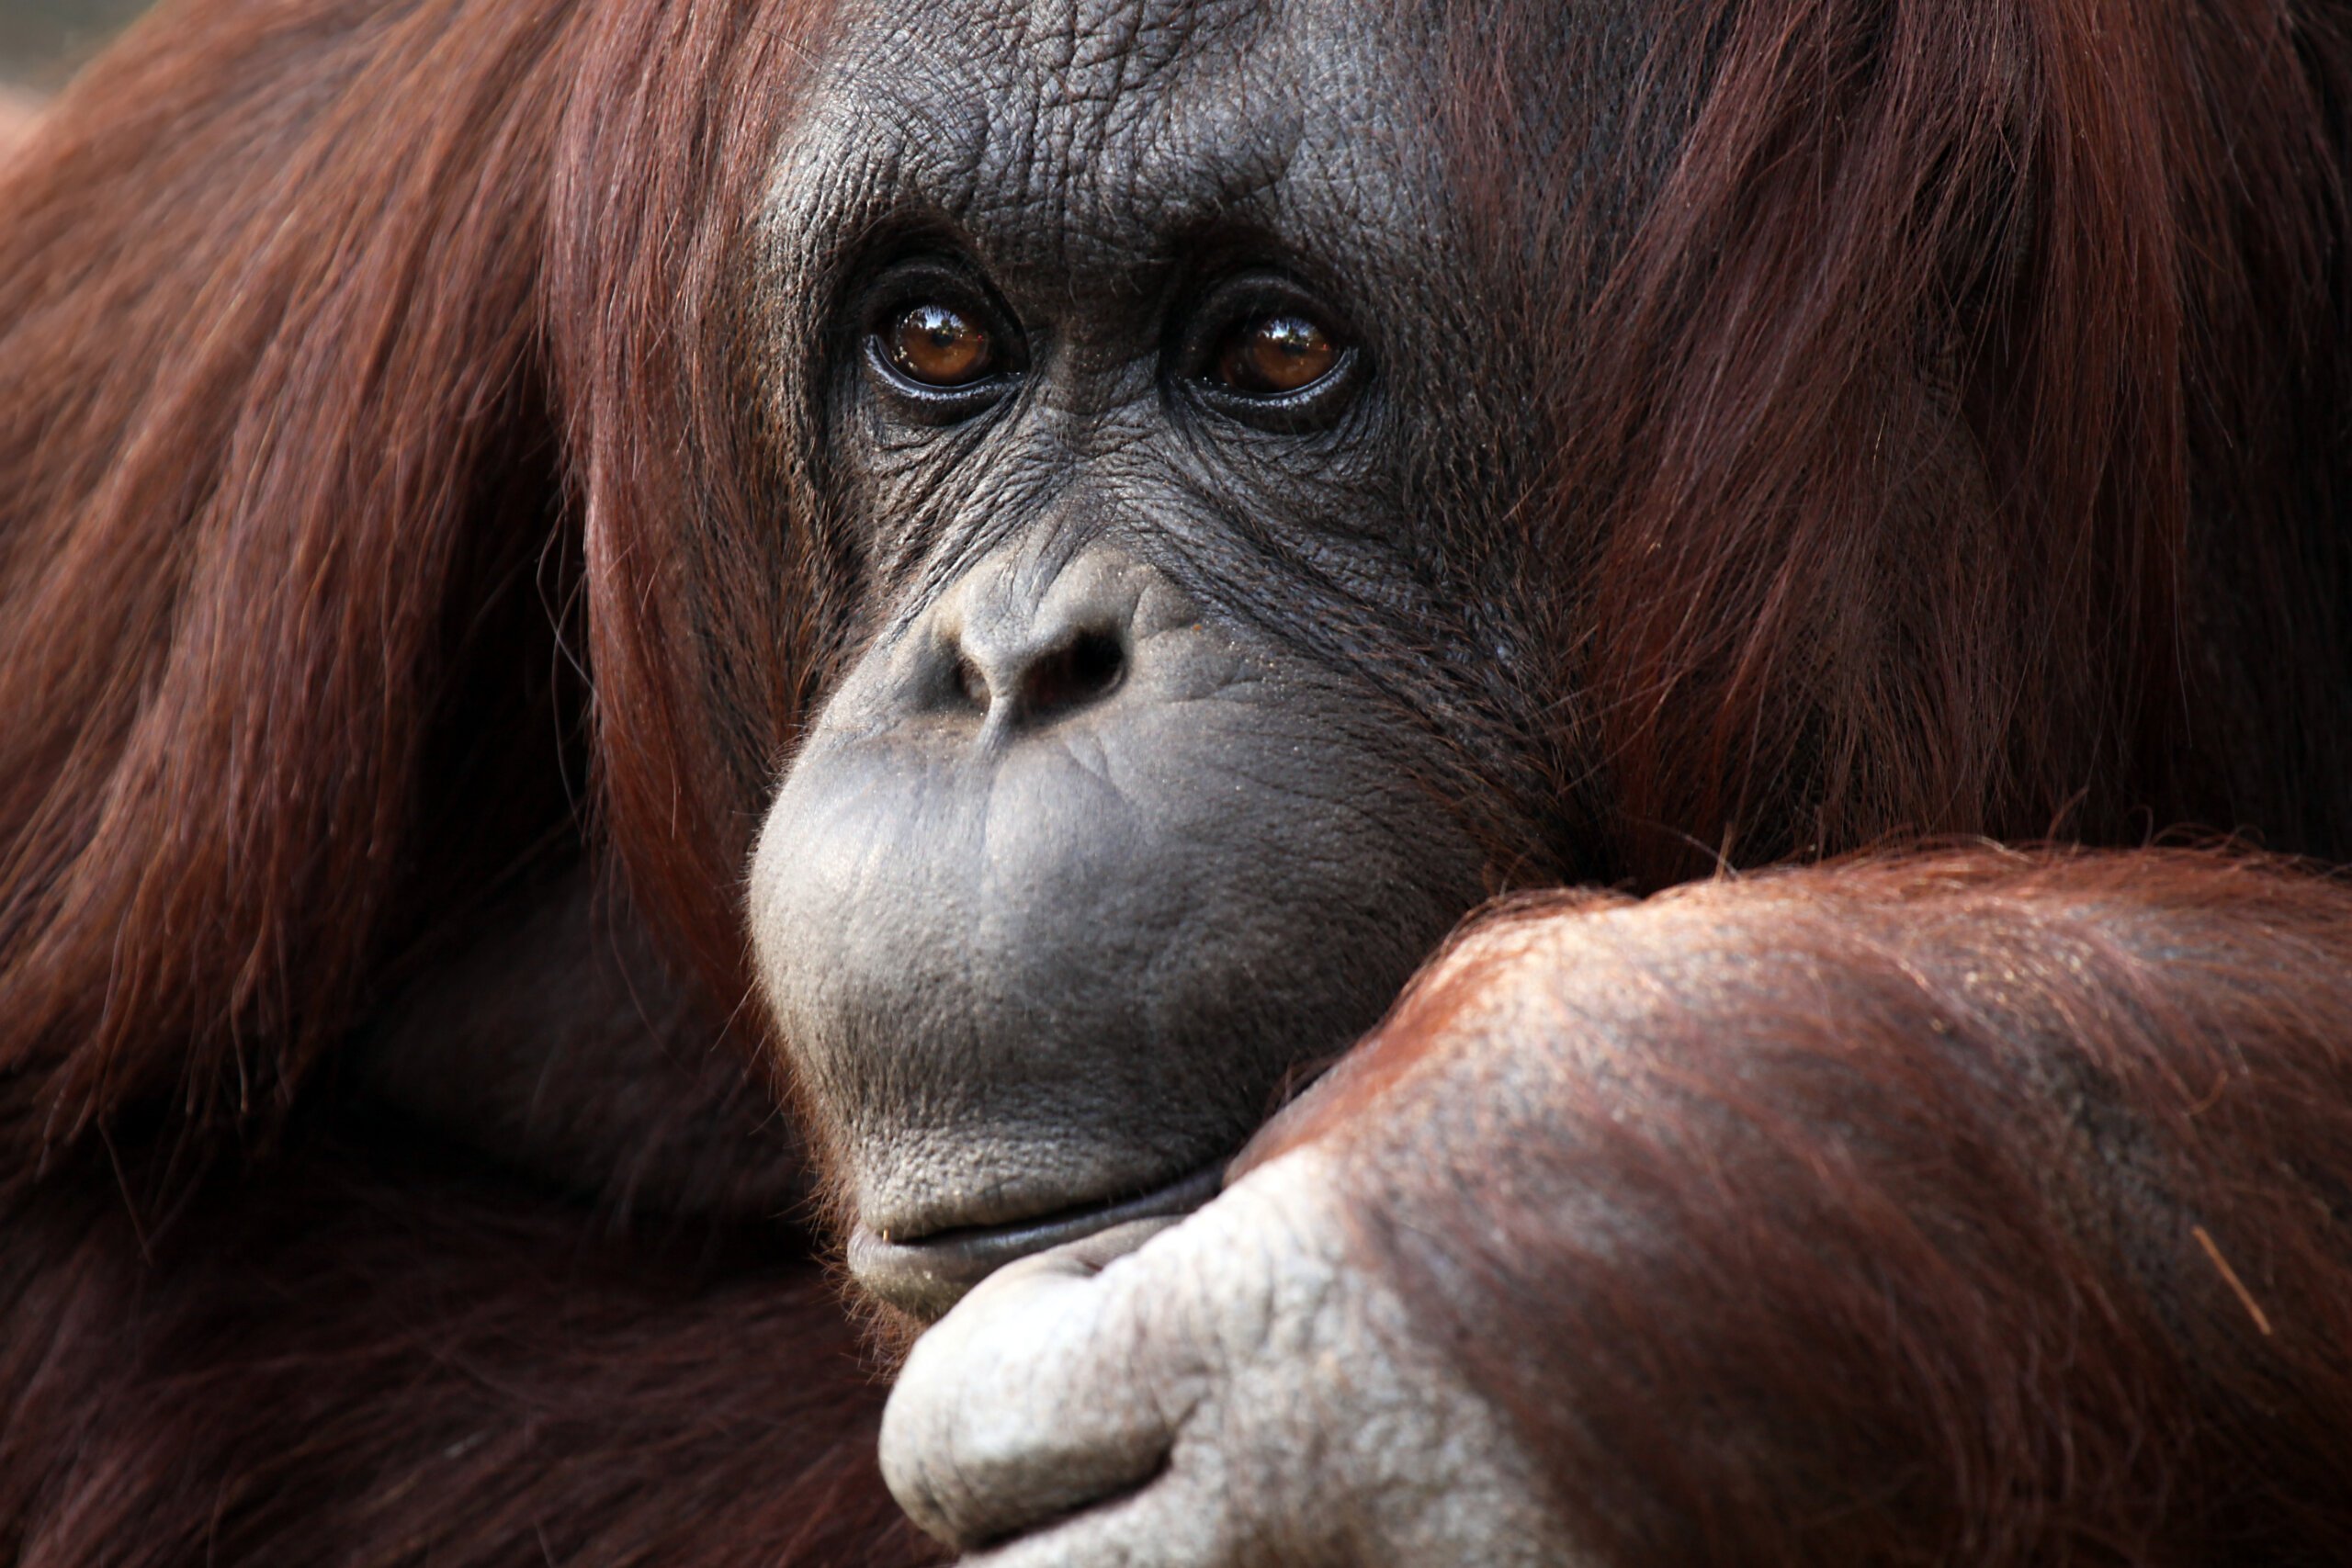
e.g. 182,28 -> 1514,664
849,1164 -> 1226,1321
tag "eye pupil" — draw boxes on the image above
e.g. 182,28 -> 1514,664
888,303 -> 994,387
1217,313 -> 1339,395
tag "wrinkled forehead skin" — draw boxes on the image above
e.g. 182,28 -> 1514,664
760,0 -> 1461,396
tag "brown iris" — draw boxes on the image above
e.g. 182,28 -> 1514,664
1214,312 -> 1340,395
885,302 -> 995,387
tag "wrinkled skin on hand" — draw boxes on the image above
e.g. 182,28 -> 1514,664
880,1148 -> 1579,1567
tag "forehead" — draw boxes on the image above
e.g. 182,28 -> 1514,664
774,0 -> 1447,280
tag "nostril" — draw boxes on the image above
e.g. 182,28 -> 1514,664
955,654 -> 991,713
1019,627 -> 1126,720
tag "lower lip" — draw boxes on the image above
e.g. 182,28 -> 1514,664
850,1164 -> 1226,1320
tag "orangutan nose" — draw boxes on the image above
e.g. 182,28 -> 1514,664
927,549 -> 1135,731
948,615 -> 1128,728
747,536 -> 1492,1321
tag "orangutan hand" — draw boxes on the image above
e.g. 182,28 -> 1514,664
877,1146 -> 1579,1567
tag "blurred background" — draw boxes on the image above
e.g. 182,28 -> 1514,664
2,0 -> 147,90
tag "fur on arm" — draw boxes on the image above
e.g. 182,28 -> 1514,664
1257,848 -> 2352,1563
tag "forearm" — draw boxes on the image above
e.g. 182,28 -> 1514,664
1283,848 -> 2352,1563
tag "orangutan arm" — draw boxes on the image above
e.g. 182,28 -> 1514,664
882,848 -> 2352,1565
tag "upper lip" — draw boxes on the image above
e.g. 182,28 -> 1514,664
849,1163 -> 1226,1320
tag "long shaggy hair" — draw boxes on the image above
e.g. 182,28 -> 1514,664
2,0 -> 2349,1561
5,0 -> 2346,1161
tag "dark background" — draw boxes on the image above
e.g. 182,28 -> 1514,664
1,0 -> 148,87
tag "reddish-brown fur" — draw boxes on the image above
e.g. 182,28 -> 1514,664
1252,850 -> 2352,1562
1,1 -> 927,1560
3,0 -> 2350,1560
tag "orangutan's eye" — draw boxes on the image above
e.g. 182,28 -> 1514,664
1210,312 -> 1341,396
884,303 -> 997,387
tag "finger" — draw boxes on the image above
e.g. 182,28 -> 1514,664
900,1151 -> 1584,1567
958,1459 -> 1243,1568
879,1219 -> 1207,1550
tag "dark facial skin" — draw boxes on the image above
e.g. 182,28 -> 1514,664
748,0 -> 1564,1322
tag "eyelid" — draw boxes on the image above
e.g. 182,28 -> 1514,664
1174,273 -> 1364,428
856,257 -> 1027,416
862,253 -> 1021,326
